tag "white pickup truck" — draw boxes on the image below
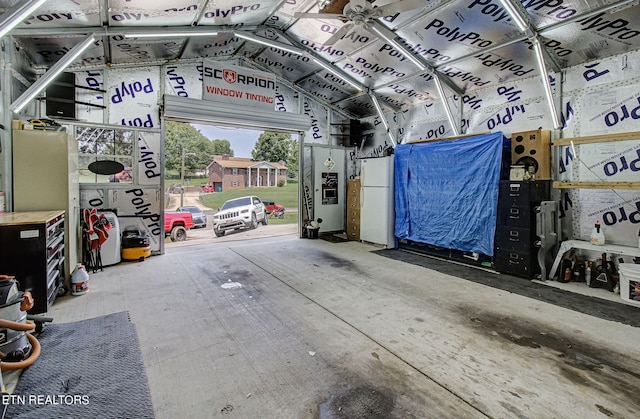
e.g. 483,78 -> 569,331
212,195 -> 268,237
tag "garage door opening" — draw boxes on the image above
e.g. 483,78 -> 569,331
164,120 -> 299,246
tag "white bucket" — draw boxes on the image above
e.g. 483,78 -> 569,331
618,264 -> 640,307
71,264 -> 90,296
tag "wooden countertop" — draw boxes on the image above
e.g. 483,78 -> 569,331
0,210 -> 65,226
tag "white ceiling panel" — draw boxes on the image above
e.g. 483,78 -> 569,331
0,0 -> 101,27
200,0 -> 281,26
107,0 -> 201,26
4,0 -> 640,119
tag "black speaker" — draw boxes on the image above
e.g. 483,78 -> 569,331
45,72 -> 76,119
342,120 -> 363,147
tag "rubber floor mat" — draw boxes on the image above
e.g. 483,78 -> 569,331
374,248 -> 640,328
3,311 -> 154,418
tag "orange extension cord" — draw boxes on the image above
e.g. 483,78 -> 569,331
0,319 -> 40,371
0,304 -> 41,370
0,278 -> 41,371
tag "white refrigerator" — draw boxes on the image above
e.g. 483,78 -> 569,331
360,156 -> 395,248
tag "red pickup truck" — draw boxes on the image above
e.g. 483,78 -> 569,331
165,211 -> 194,241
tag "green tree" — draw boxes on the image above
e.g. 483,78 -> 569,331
251,132 -> 291,163
165,121 -> 233,172
285,138 -> 299,178
210,139 -> 234,156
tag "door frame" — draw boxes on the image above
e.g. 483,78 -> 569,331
162,95 -> 312,243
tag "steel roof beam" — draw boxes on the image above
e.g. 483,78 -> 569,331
0,0 -> 47,39
10,34 -> 96,113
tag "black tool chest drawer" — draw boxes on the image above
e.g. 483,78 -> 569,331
0,210 -> 65,314
494,249 -> 538,276
495,181 -> 550,278
495,226 -> 535,252
497,205 -> 535,229
498,181 -> 550,207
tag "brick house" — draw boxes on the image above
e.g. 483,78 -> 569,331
206,155 -> 287,192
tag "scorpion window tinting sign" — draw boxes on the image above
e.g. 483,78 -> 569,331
322,172 -> 338,205
202,59 -> 276,110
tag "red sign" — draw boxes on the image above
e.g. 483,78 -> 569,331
202,60 -> 276,110
223,69 -> 236,84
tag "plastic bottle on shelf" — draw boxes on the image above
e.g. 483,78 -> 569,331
590,220 -> 605,246
527,164 -> 536,181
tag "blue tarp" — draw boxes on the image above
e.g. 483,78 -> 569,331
394,132 -> 504,256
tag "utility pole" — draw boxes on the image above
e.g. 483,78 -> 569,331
180,148 -> 196,207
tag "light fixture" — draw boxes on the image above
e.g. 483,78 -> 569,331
532,38 -> 561,129
11,35 -> 95,113
434,75 -> 459,136
370,93 -> 396,146
369,23 -> 426,71
123,30 -> 218,38
123,29 -> 306,57
0,0 -> 47,39
233,32 -> 304,56
312,58 -> 361,91
497,0 -> 529,32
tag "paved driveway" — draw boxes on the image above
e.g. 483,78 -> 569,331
167,190 -> 298,245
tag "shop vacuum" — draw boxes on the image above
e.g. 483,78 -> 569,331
121,228 -> 151,261
0,275 -> 41,384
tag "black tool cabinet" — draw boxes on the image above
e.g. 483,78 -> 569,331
494,181 -> 551,278
0,210 -> 65,314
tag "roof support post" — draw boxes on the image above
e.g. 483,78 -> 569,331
0,0 -> 47,39
433,75 -> 459,136
532,37 -> 561,129
369,93 -> 396,147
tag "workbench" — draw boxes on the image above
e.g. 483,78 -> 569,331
548,239 -> 640,281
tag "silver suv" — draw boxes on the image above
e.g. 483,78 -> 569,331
177,206 -> 207,228
213,196 -> 268,237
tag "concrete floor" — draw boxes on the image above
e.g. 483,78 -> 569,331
47,230 -> 640,419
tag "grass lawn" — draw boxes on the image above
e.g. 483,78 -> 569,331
200,181 -> 299,220
166,177 -> 209,187
264,212 -> 298,225
185,178 -> 208,187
